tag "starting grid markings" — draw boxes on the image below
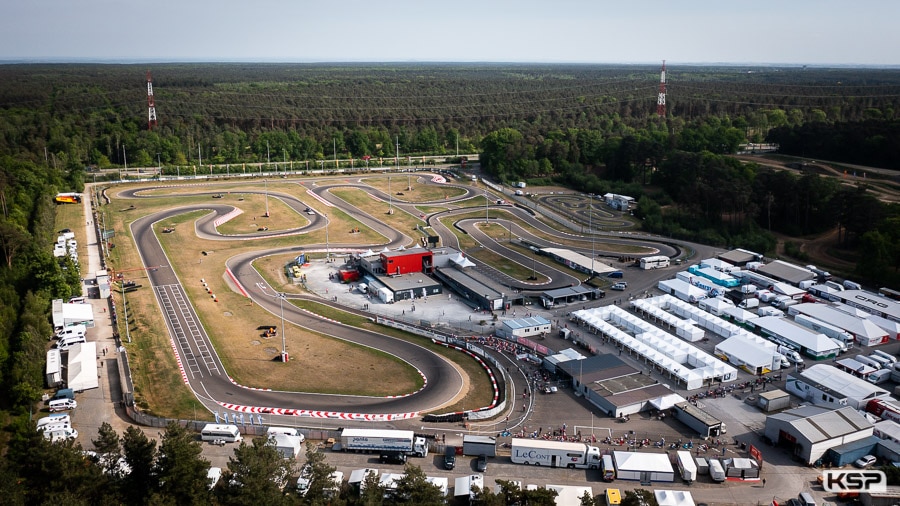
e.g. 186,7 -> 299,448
155,284 -> 221,378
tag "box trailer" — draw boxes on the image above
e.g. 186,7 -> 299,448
339,428 -> 428,457
462,435 -> 497,457
675,451 -> 697,483
509,438 -> 601,469
708,458 -> 726,482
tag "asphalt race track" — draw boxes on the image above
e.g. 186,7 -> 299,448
118,175 -> 709,422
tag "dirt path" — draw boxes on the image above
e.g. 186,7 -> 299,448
774,226 -> 856,273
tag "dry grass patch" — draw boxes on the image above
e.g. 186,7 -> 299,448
358,175 -> 468,203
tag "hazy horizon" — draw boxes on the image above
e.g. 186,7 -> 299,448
3,1 -> 898,66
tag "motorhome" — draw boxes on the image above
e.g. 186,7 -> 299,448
200,424 -> 242,443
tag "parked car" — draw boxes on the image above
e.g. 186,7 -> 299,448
443,446 -> 456,470
854,455 -> 877,468
611,282 -> 627,291
380,451 -> 407,465
476,454 -> 488,472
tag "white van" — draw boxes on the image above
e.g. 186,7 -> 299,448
57,334 -> 86,350
855,355 -> 883,370
843,280 -> 862,291
867,354 -> 892,370
829,338 -> 848,354
798,492 -> 817,506
48,398 -> 77,412
777,345 -> 802,364
871,350 -> 896,366
55,324 -> 87,340
868,369 -> 891,385
776,354 -> 791,369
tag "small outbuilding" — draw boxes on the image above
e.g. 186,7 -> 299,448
757,389 -> 791,412
672,402 -> 727,438
612,451 -> 674,482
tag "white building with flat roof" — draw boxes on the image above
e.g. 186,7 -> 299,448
786,364 -> 890,410
788,303 -> 889,346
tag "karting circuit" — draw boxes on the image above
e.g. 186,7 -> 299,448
110,170 -> 688,425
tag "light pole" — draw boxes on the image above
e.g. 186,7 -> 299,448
157,153 -> 161,173
529,249 -> 537,281
264,179 -> 269,218
278,292 -> 288,362
388,176 -> 393,215
324,213 -> 330,262
261,287 -> 289,362
589,193 -> 595,280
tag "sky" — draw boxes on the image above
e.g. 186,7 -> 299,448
2,0 -> 899,65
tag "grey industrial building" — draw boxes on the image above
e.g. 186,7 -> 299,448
763,405 -> 873,465
717,248 -> 763,267
755,260 -> 816,286
672,402 -> 726,438
561,354 -> 674,418
540,285 -> 604,309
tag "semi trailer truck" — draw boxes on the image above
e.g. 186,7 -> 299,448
509,438 -> 601,469
338,428 -> 429,457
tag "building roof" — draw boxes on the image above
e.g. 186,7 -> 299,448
714,336 -> 777,368
835,290 -> 900,322
769,405 -> 873,444
675,402 -> 723,427
756,260 -> 816,285
717,248 -> 762,265
874,419 -> 900,442
600,382 -> 673,408
433,266 -> 503,300
501,316 -> 551,331
380,247 -> 431,259
375,272 -> 442,294
758,389 -> 790,401
792,364 -> 889,401
753,316 -> 840,353
540,248 -> 616,275
613,451 -> 674,473
542,285 -> 596,299
558,354 -> 631,382
791,303 -> 889,340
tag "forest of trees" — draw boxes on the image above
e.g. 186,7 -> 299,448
1,419 -> 657,506
0,63 -> 899,499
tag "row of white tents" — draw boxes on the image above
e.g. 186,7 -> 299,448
571,306 -> 738,390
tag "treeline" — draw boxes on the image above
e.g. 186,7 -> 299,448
0,420 -> 640,506
478,116 -> 900,286
768,120 -> 900,170
2,63 -> 900,173
0,157 -> 83,418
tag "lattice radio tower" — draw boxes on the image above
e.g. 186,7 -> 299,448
146,71 -> 157,130
656,60 -> 667,118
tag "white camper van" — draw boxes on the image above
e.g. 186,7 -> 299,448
777,345 -> 802,364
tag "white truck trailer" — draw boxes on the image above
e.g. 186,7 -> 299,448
675,451 -> 698,483
339,428 -> 429,457
509,438 -> 601,469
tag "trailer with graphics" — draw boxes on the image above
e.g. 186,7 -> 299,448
509,438 -> 601,469
339,428 -> 428,457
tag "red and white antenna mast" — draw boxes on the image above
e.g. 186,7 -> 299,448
656,60 -> 667,118
146,70 -> 157,130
